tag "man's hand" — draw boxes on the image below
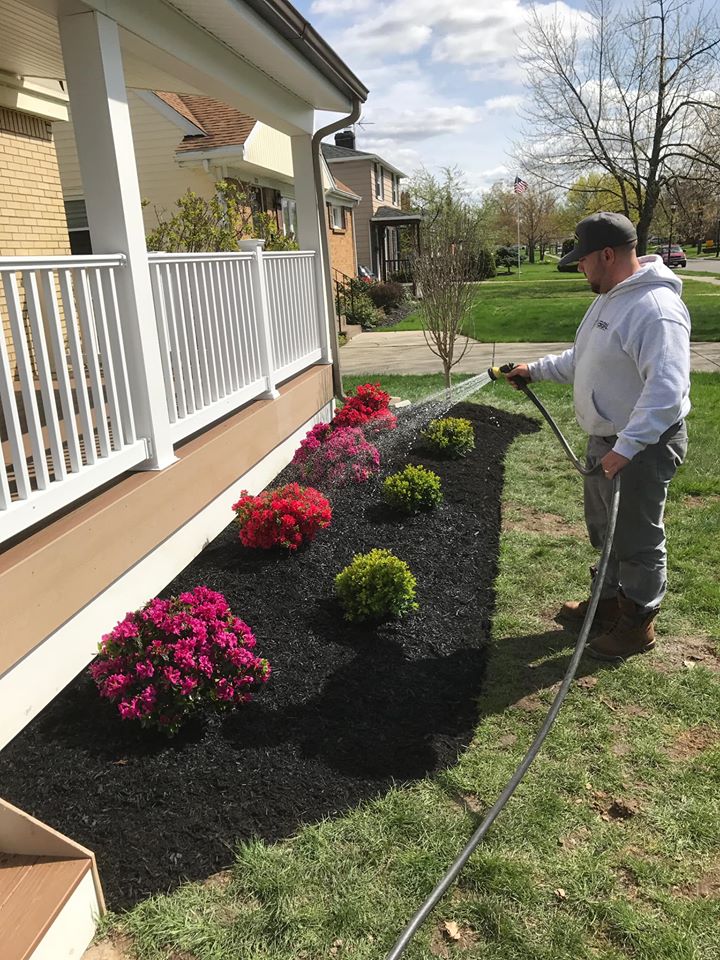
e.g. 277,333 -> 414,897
601,450 -> 630,479
503,363 -> 531,390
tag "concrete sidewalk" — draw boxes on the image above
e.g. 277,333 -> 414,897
339,331 -> 720,375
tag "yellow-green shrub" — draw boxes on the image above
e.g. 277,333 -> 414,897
421,417 -> 475,458
334,548 -> 418,622
382,464 -> 443,514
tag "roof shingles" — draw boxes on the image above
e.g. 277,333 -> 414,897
156,92 -> 257,153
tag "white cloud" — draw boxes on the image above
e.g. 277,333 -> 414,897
363,105 -> 483,142
299,0 -> 588,194
309,0 -> 366,14
484,94 -> 523,112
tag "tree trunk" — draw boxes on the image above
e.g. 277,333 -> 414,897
635,187 -> 659,256
528,242 -> 536,264
443,359 -> 452,389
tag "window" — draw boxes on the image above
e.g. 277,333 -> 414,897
392,173 -> 400,206
64,198 -> 92,254
281,197 -> 297,237
330,205 -> 345,230
374,162 -> 384,200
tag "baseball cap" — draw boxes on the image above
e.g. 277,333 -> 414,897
559,212 -> 638,267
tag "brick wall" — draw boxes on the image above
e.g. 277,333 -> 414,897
0,108 -> 71,368
327,203 -> 357,280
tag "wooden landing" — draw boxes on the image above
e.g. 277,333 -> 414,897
0,852 -> 91,960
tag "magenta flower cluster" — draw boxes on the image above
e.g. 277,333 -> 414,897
293,425 -> 380,486
89,586 -> 270,735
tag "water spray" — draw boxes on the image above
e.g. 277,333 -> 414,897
385,363 -> 621,960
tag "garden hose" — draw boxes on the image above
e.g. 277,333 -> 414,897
385,364 -> 621,960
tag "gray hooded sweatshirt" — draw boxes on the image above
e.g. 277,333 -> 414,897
527,255 -> 691,461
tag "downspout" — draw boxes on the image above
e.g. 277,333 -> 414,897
311,97 -> 362,400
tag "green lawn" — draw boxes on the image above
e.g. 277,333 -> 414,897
102,372 -> 720,960
392,275 -> 720,341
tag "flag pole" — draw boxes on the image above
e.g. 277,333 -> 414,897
516,190 -> 521,276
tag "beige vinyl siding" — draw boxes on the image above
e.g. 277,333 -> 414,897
53,92 -> 216,231
326,159 -> 373,268
245,123 -> 293,179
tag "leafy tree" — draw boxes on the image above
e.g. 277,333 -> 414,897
146,180 -> 297,252
517,0 -> 720,253
484,181 -> 561,262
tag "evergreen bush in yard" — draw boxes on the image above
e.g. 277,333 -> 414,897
382,464 -> 443,514
335,548 -> 418,622
366,281 -> 405,311
421,417 -> 475,458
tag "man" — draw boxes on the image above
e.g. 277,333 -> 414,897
506,212 -> 690,660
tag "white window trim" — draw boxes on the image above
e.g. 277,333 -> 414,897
330,204 -> 345,230
374,162 -> 384,200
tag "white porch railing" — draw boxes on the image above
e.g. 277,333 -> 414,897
1,248 -> 328,543
147,248 -> 324,444
265,252 -> 323,382
0,255 -> 149,542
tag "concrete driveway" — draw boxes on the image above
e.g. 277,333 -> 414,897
340,331 -> 720,375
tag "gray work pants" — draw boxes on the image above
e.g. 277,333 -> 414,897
584,422 -> 688,612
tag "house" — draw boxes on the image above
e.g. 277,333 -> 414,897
0,1 -> 366,957
53,91 -> 301,251
53,90 -> 361,297
321,129 -> 422,281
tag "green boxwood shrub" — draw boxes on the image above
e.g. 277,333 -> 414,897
334,548 -> 418,622
382,464 -> 443,514
421,417 -> 475,458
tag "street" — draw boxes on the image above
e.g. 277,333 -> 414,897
683,257 -> 720,273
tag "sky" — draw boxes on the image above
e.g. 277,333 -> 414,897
295,0 -> 591,197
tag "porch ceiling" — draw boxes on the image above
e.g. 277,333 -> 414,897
1,0 -> 363,133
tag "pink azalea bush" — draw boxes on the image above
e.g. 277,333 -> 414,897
294,426 -> 380,486
89,586 -> 270,735
290,383 -> 394,485
291,422 -> 333,473
232,482 -> 332,550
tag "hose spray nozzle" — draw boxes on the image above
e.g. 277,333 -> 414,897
488,362 -> 528,385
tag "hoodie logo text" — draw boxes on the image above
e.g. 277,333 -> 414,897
595,320 -> 609,330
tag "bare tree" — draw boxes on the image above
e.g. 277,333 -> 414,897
517,0 -> 720,252
414,208 -> 486,388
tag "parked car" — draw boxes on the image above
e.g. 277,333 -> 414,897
655,244 -> 687,268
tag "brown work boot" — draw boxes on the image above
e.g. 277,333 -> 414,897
587,593 -> 658,661
557,595 -> 619,626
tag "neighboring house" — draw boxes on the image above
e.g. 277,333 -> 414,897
55,91 -> 361,284
321,129 -> 422,280
325,172 -> 360,281
54,90 -> 299,251
0,2 -> 366,957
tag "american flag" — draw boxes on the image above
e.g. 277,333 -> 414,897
514,176 -> 528,194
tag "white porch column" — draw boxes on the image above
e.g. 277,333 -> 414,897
58,10 -> 175,469
290,134 -> 333,364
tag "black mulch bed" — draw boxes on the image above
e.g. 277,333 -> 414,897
0,402 -> 537,910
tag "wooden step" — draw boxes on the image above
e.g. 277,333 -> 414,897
0,852 -> 91,960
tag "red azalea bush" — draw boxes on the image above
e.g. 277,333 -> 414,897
295,426 -> 380,486
89,586 -> 270,735
332,382 -> 391,430
233,482 -> 331,550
